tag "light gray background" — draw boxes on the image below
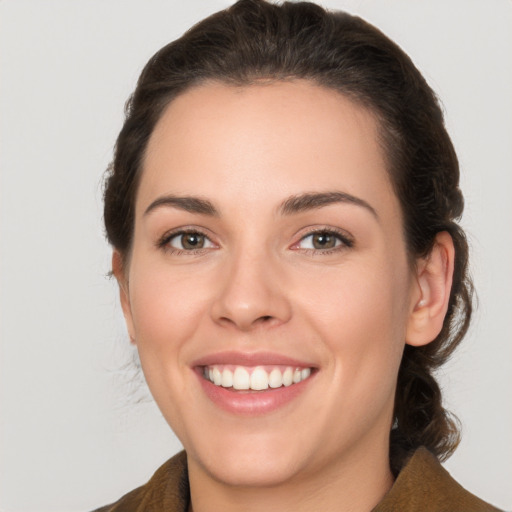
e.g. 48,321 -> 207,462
1,1 -> 511,511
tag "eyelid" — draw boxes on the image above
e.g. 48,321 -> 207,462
155,225 -> 353,254
291,226 -> 355,251
156,226 -> 218,253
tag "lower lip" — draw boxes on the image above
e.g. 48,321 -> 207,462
196,370 -> 315,415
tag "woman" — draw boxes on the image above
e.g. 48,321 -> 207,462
96,1 -> 500,510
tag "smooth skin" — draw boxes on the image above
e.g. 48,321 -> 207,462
114,80 -> 454,512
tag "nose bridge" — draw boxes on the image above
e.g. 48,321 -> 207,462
211,240 -> 291,331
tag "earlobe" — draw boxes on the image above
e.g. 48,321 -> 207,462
406,231 -> 455,347
112,251 -> 136,344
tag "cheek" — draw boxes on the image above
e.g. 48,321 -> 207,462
301,264 -> 410,440
127,256 -> 213,361
303,257 -> 408,335
125,257 -> 217,434
298,255 -> 411,386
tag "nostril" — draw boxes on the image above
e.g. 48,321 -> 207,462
251,315 -> 275,326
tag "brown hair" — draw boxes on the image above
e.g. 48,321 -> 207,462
104,0 -> 472,473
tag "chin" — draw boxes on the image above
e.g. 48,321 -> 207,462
186,428 -> 313,487
205,450 -> 305,487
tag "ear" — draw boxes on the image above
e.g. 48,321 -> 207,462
112,250 -> 136,344
406,231 -> 455,347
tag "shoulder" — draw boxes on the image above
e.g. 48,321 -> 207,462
92,447 -> 501,512
91,451 -> 189,512
374,447 -> 502,512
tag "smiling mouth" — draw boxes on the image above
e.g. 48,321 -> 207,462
201,365 -> 313,391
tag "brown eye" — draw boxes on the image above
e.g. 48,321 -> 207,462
311,232 -> 336,249
181,233 -> 205,249
167,231 -> 214,251
296,230 -> 353,251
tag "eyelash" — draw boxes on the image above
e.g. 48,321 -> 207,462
293,227 -> 354,255
157,227 -> 354,255
157,228 -> 216,255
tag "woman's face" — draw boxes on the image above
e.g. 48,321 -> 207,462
119,81 -> 421,487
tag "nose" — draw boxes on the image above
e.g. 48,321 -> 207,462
210,248 -> 292,332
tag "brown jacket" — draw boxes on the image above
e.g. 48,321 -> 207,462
94,447 -> 501,511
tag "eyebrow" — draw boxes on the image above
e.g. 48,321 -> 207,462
279,191 -> 378,219
144,191 -> 377,219
144,195 -> 219,216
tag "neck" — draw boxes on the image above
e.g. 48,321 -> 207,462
187,441 -> 394,512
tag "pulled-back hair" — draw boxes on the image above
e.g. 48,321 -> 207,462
104,0 -> 472,474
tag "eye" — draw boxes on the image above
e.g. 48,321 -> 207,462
163,230 -> 216,252
295,229 -> 353,251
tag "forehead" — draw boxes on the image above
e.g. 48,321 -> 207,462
139,80 -> 398,220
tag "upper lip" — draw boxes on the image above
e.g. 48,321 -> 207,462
191,351 -> 316,369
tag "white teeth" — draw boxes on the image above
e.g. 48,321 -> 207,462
204,365 -> 312,390
221,368 -> 233,388
233,367 -> 250,390
268,368 -> 283,388
301,368 -> 311,380
250,367 -> 269,390
212,367 -> 222,386
282,367 -> 293,387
